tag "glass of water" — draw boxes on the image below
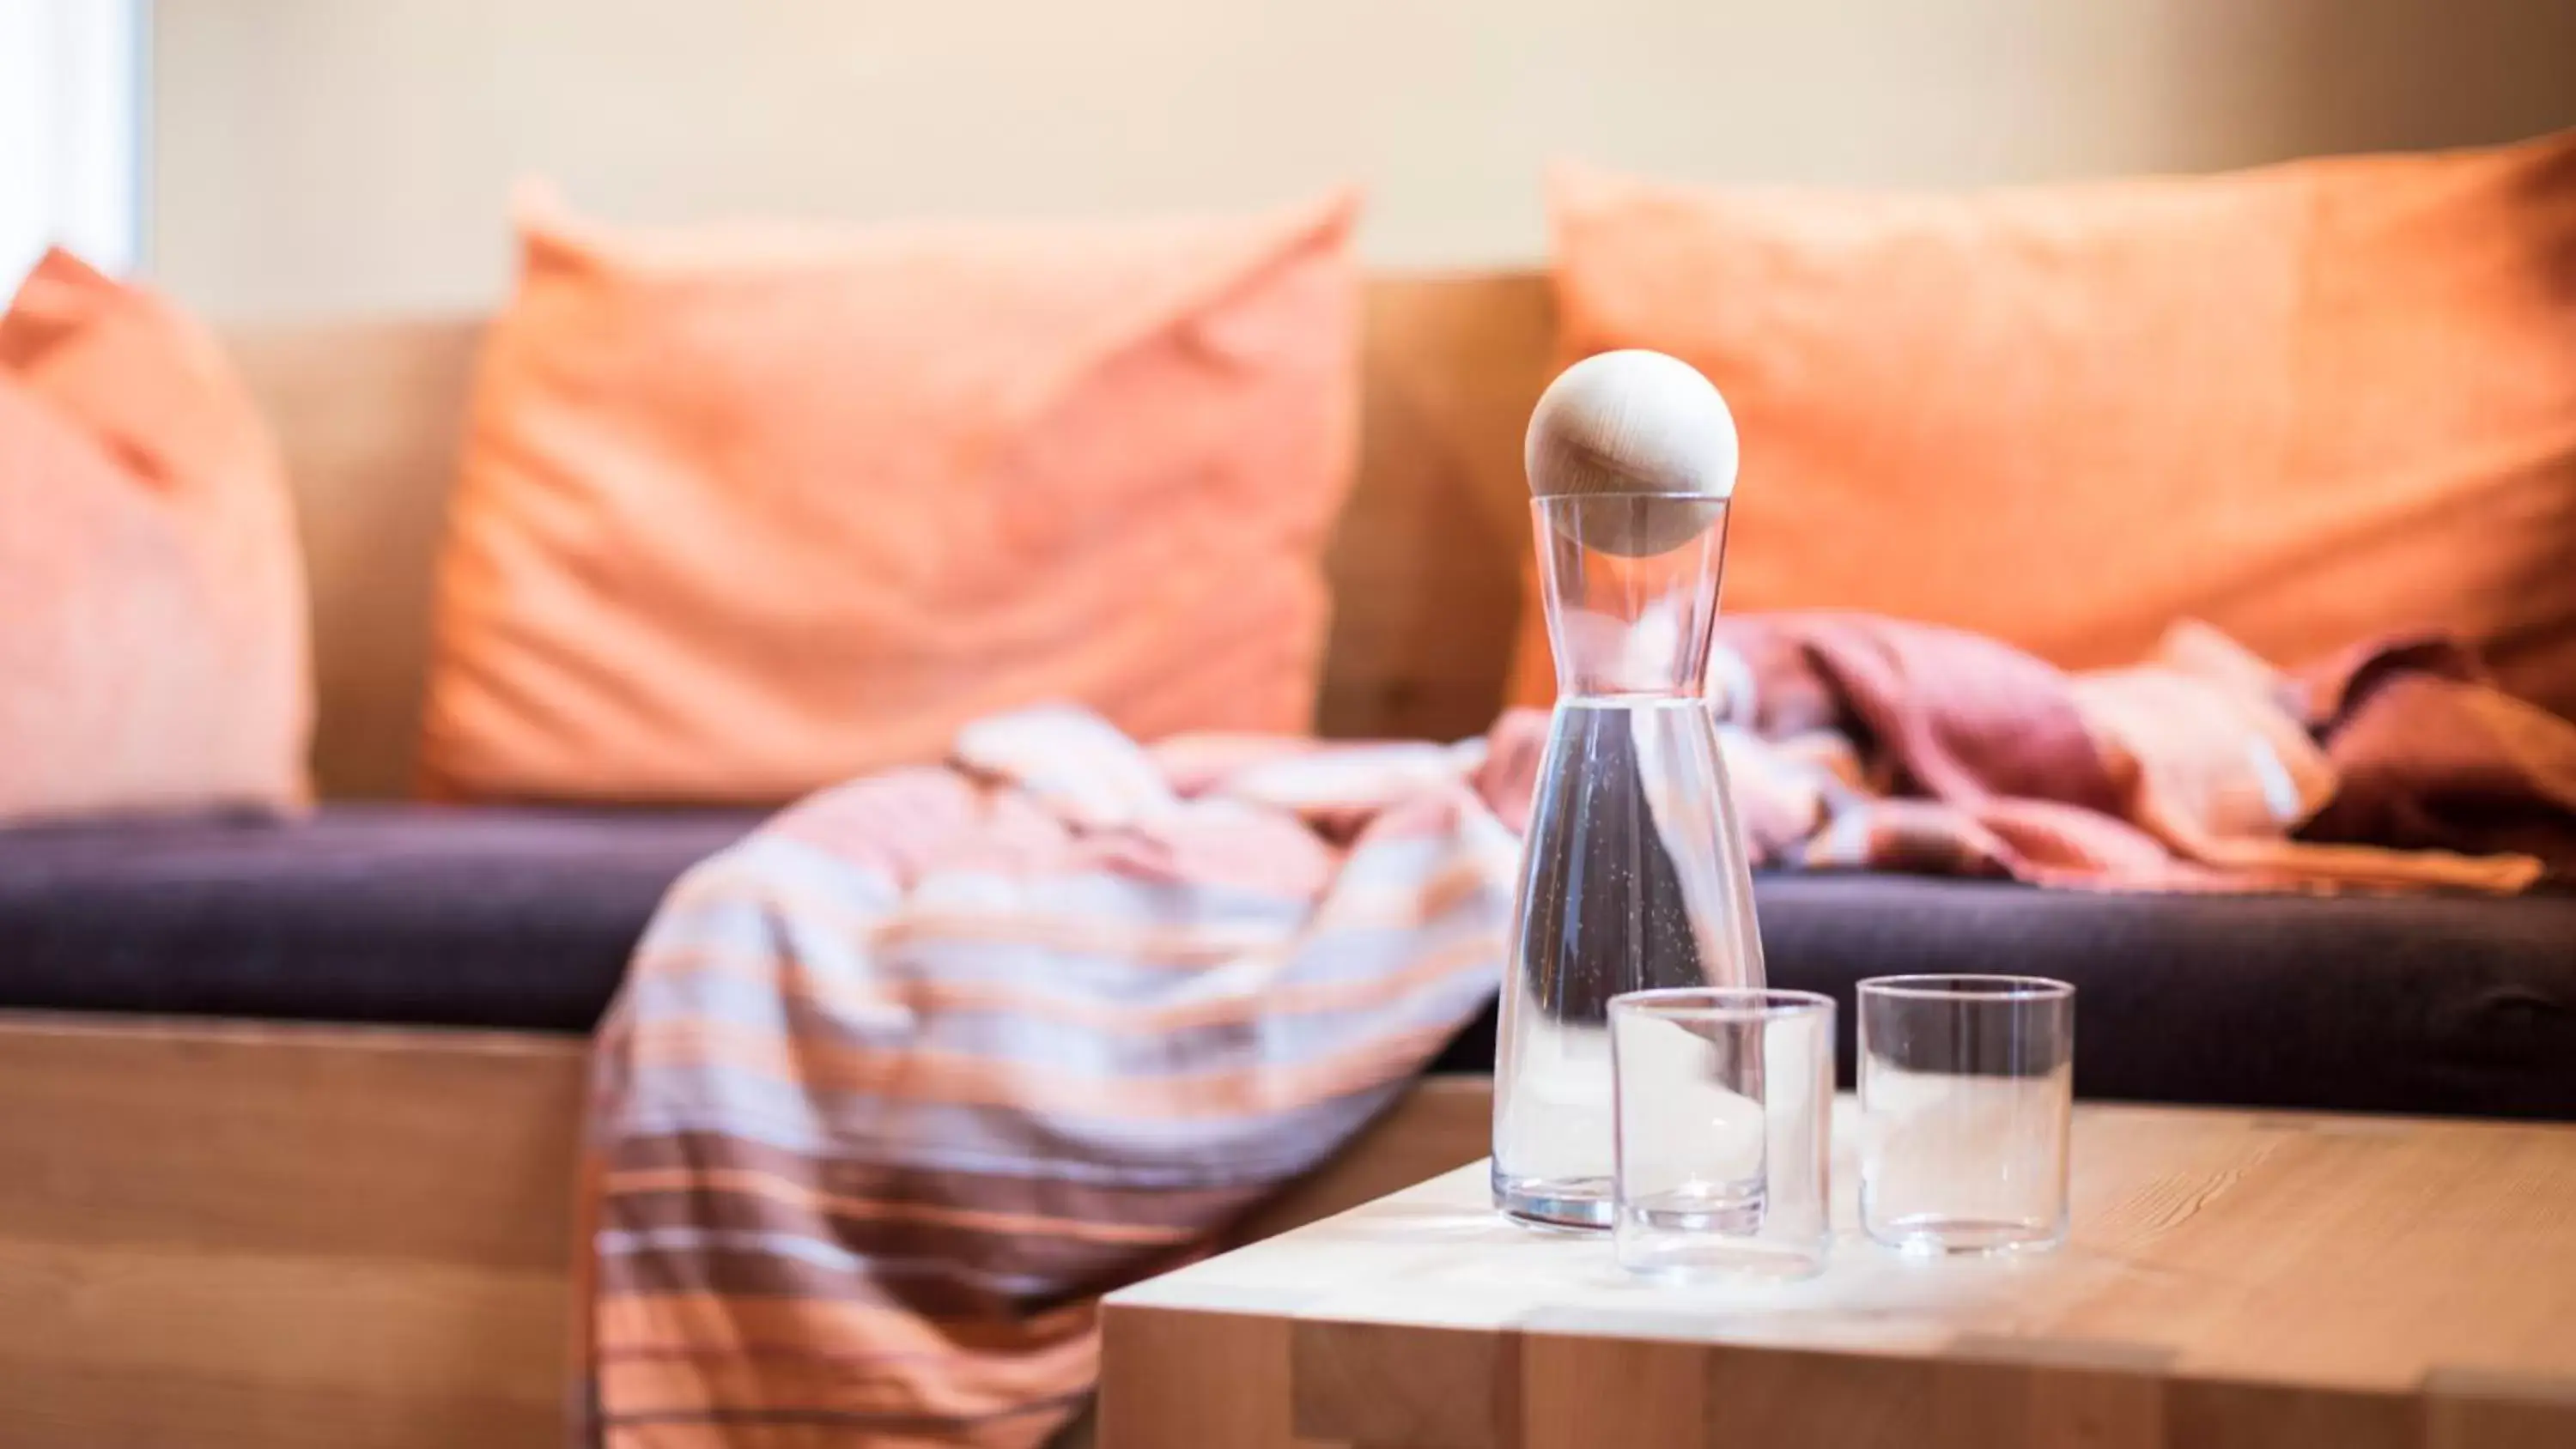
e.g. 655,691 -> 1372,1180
1858,974 -> 2075,1255
1610,987 -> 1833,1280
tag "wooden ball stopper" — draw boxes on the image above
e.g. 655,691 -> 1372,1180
1525,350 -> 1738,556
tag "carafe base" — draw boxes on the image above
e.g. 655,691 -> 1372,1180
1492,1169 -> 1614,1230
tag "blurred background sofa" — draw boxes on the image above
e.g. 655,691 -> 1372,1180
8,258 -> 2575,1117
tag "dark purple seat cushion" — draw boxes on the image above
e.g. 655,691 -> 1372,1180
0,804 -> 759,1032
1433,876 -> 2576,1119
2,808 -> 2571,1117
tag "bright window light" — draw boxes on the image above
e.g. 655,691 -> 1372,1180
0,0 -> 144,291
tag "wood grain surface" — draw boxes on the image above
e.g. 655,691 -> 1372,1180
0,1013 -> 582,1448
1320,273 -> 1553,742
228,318 -> 485,800
1099,1101 -> 2576,1449
0,1012 -> 1491,1448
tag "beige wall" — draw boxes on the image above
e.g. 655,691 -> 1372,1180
153,0 -> 2576,323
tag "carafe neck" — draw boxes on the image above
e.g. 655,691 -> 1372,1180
1532,494 -> 1728,701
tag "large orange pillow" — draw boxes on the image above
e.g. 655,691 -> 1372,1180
422,191 -> 1361,803
1524,133 -> 2576,716
0,251 -> 311,822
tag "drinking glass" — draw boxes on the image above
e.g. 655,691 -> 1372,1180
1610,987 -> 1832,1280
1857,974 -> 2075,1255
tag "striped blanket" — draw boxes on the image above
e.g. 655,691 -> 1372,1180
580,615 -> 2576,1447
580,706 -> 1529,1447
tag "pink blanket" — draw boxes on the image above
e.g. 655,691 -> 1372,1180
1706,615 -> 2574,890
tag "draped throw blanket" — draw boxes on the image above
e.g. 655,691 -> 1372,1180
582,708 -> 1530,1448
1708,615 -> 2575,891
581,616 -> 2576,1447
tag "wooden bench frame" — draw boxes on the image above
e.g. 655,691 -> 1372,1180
0,1013 -> 1491,1446
0,1013 -> 1490,1445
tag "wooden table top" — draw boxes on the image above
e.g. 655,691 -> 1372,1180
1099,1100 -> 2576,1448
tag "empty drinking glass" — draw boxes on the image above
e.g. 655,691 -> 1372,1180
1857,974 -> 2075,1255
1610,987 -> 1833,1280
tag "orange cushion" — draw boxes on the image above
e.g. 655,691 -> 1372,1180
422,191 -> 1361,803
1523,133 -> 2576,715
0,251 -> 311,822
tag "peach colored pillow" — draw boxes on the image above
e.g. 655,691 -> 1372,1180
0,251 -> 311,822
422,191 -> 1361,803
1523,133 -> 2576,715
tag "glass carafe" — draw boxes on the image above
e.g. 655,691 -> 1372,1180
1492,493 -> 1767,1229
